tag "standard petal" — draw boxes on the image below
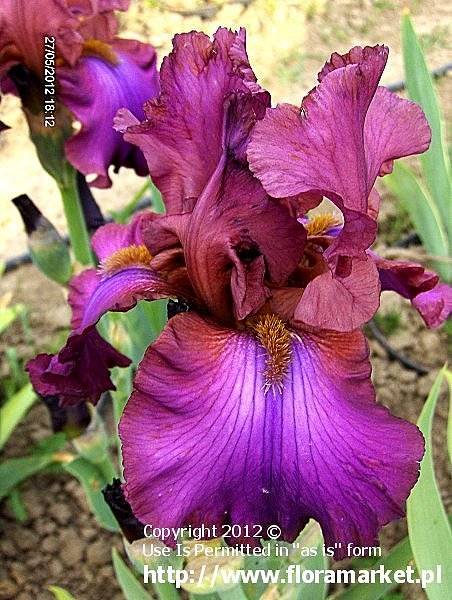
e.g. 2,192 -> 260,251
26,327 -> 131,406
248,45 -> 430,265
120,28 -> 269,213
0,0 -> 81,77
59,38 -> 159,187
120,312 -> 423,558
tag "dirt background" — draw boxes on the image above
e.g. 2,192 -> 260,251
0,0 -> 451,599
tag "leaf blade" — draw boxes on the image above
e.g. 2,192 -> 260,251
406,366 -> 452,600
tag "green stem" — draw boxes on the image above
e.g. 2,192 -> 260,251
97,454 -> 118,483
58,169 -> 93,265
154,581 -> 180,600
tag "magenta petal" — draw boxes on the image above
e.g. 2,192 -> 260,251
295,257 -> 381,331
412,283 -> 452,328
0,0 -> 81,77
90,211 -> 149,260
120,312 -> 423,558
59,39 -> 159,187
369,251 -> 451,328
80,267 -> 173,329
120,28 -> 269,213
183,160 -> 306,322
248,45 -> 430,263
26,327 -> 131,406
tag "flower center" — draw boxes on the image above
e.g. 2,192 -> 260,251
306,212 -> 342,237
99,245 -> 152,277
249,314 -> 292,394
82,40 -> 120,65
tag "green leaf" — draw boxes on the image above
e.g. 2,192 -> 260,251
48,586 -> 77,600
63,457 -> 119,532
402,13 -> 451,239
407,366 -> 452,600
0,304 -> 26,336
285,520 -> 328,599
0,383 -> 37,450
8,486 -> 28,522
0,454 -> 57,500
112,547 -> 152,600
446,370 -> 452,463
384,162 -> 450,281
332,536 -> 412,600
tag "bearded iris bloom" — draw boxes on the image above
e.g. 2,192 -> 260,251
27,30 -> 451,558
0,0 -> 159,186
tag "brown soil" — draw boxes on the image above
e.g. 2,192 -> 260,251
0,1 -> 451,599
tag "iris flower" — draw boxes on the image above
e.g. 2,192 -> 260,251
27,30 -> 451,558
0,0 -> 159,186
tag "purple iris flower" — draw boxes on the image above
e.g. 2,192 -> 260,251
26,30 -> 451,559
0,0 -> 159,187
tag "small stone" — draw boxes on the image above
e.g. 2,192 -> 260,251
86,539 -> 111,567
9,562 -> 28,586
48,560 -> 64,578
0,541 -> 16,559
34,519 -> 56,536
41,536 -> 59,554
53,504 -> 72,526
81,528 -> 97,542
14,529 -> 38,552
0,578 -> 19,600
21,488 -> 45,519
59,530 -> 84,566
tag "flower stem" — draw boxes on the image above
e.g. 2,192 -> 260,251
58,168 -> 93,265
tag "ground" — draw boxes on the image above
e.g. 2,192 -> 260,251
0,0 -> 450,599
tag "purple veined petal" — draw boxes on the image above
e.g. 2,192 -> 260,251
120,311 -> 424,559
26,327 -> 131,406
59,38 -> 159,188
119,28 -> 270,214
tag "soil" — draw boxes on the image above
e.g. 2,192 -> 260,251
0,1 -> 451,599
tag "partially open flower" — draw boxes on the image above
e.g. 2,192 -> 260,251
26,31 -> 451,559
0,0 -> 159,186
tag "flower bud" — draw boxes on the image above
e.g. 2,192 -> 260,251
182,554 -> 244,595
12,195 -> 72,284
41,395 -> 91,439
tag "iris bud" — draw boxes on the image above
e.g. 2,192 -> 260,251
41,395 -> 90,439
12,194 -> 72,284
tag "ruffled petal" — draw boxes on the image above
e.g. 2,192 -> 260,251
120,312 -> 423,558
90,211 -> 149,260
59,38 -> 159,187
26,327 -> 131,406
0,0 -> 81,77
369,251 -> 451,328
118,28 -> 269,213
412,283 -> 452,328
248,45 -> 430,266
